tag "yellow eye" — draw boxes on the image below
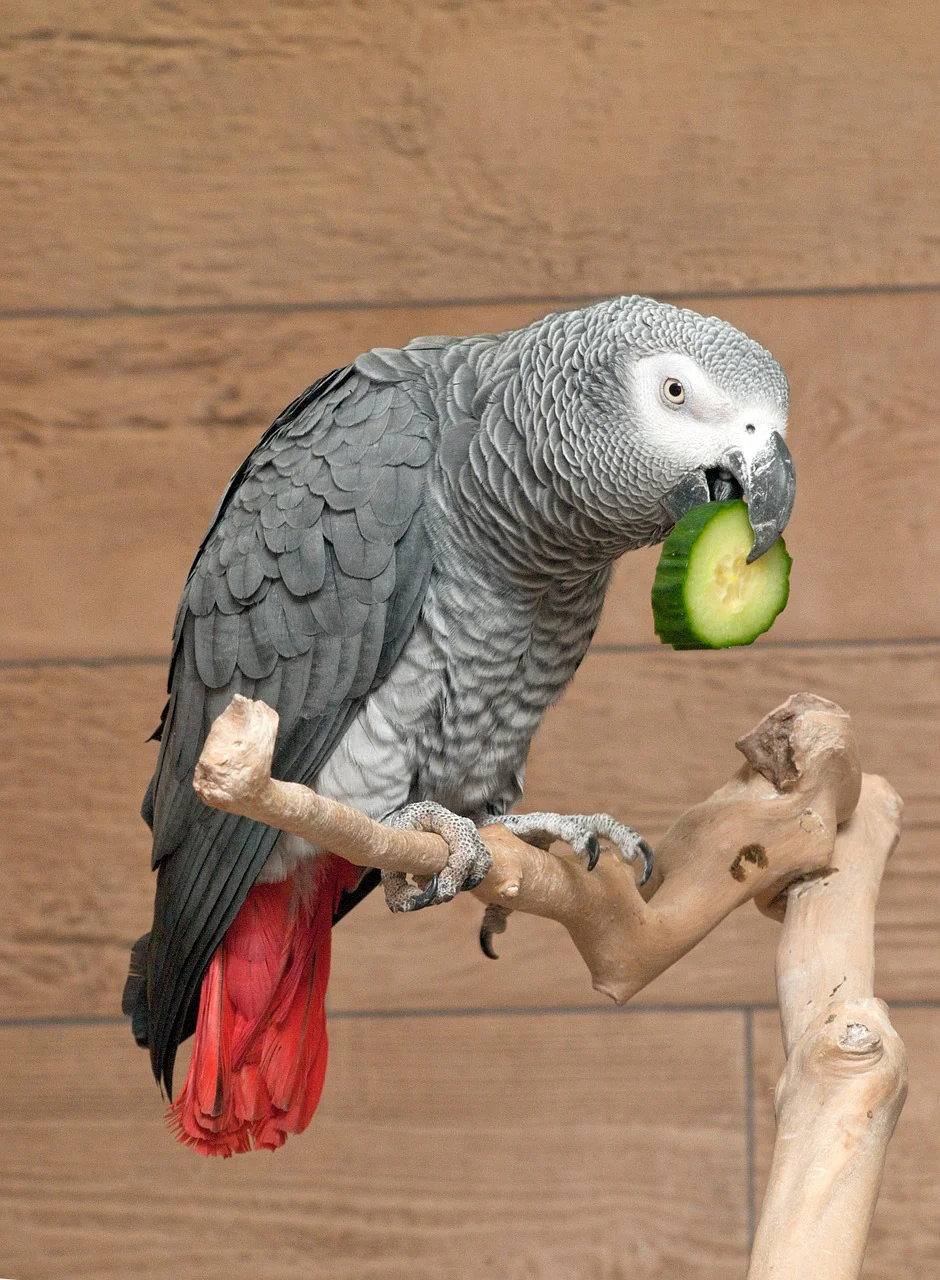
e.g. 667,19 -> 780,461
663,378 -> 685,405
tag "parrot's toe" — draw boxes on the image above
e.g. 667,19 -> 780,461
498,812 -> 654,885
381,802 -> 493,913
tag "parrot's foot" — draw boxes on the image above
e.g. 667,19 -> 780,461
497,812 -> 654,884
381,802 -> 493,913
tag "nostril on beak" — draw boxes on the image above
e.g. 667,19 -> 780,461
745,423 -> 756,434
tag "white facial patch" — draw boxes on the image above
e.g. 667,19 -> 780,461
628,351 -> 788,474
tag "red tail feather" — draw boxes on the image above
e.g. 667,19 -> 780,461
168,854 -> 359,1157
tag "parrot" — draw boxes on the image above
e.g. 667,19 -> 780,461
123,294 -> 795,1156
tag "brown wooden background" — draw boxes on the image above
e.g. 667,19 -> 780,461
1,2 -> 938,1276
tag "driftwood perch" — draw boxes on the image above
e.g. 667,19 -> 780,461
193,690 -> 905,1277
748,773 -> 906,1279
194,691 -> 860,1000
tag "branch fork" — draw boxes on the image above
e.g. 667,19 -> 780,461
193,690 -> 906,1278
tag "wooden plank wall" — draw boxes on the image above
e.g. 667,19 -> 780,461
1,3 -> 937,1276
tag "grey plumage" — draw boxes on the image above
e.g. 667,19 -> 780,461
139,363 -> 436,1090
131,296 -> 793,1094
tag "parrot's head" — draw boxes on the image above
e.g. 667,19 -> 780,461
535,296 -> 795,561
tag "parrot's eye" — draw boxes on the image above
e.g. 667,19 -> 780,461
662,378 -> 685,405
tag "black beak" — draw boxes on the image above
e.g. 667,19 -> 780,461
724,433 -> 796,561
663,432 -> 796,562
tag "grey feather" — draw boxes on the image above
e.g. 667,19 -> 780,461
261,519 -> 305,555
355,501 -> 411,544
193,610 -> 239,688
347,554 -> 397,605
299,640 -> 342,716
238,605 -> 279,680
309,557 -> 372,637
284,493 -> 325,529
278,526 -> 326,597
259,582 -> 312,659
226,549 -> 266,602
439,416 -> 477,474
352,348 -> 412,383
334,383 -> 394,427
369,464 -> 425,525
324,509 -> 397,580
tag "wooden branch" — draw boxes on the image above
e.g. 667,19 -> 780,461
194,690 -> 906,1272
748,773 -> 907,1280
194,691 -> 861,1002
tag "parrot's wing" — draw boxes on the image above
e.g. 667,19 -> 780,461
142,361 -> 436,1092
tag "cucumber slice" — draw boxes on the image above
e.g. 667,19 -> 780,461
652,499 -> 791,649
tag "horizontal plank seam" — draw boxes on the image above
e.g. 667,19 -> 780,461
4,999 -> 940,1030
31,886 -> 940,953
1,281 -> 939,324
331,998 -> 940,1019
0,655 -> 171,670
2,636 -> 938,671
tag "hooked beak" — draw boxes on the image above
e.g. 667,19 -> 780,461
663,431 -> 796,562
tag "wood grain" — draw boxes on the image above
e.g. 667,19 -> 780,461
1,644 -> 935,1020
0,1014 -> 747,1279
2,2 -> 937,312
1,290 -> 937,661
752,1007 -> 940,1278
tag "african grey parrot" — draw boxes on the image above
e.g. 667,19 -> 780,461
123,294 -> 795,1155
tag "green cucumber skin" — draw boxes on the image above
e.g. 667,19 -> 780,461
651,500 -> 792,650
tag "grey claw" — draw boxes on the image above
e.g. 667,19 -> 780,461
585,833 -> 601,872
637,839 -> 654,887
405,874 -> 439,912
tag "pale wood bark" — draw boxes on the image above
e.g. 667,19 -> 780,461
747,774 -> 907,1280
193,690 -> 861,1003
193,689 -> 906,1275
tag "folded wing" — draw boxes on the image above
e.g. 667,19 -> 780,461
141,362 -> 437,1094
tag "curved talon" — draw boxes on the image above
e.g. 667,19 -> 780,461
405,874 -> 439,912
479,903 -> 510,960
480,920 -> 499,959
464,867 -> 490,892
585,833 -> 601,872
637,838 -> 654,887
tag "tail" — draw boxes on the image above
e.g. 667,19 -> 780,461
167,854 -> 359,1157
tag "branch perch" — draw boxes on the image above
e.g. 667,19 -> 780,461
194,691 -> 860,1002
193,690 -> 906,1275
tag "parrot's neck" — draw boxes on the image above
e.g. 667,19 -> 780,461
426,339 -> 665,590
